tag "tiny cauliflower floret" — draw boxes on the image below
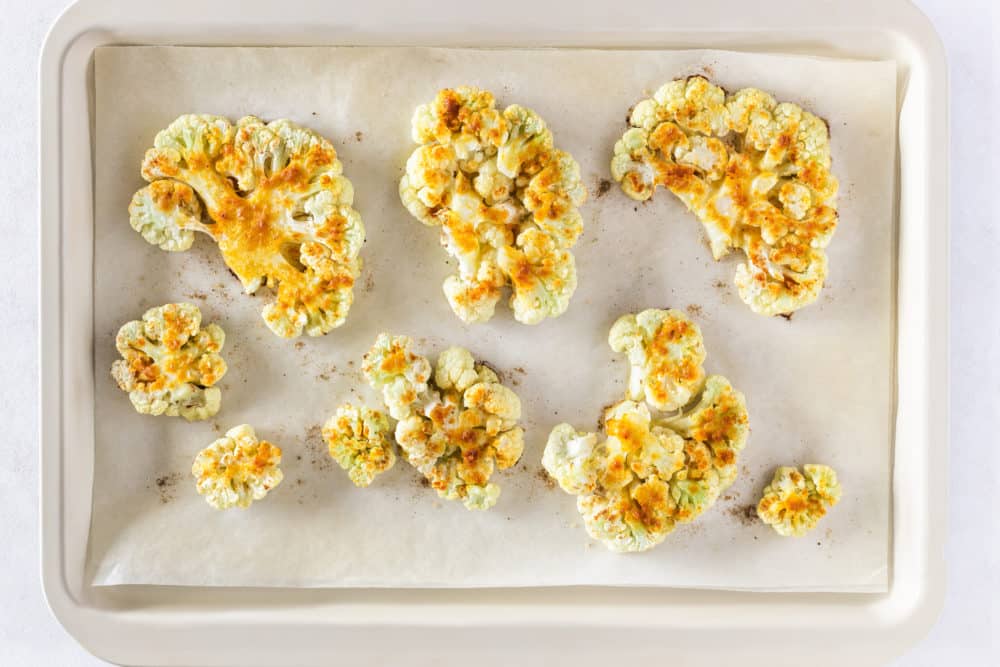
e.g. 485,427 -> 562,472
544,312 -> 750,552
361,333 -> 432,420
757,464 -> 842,537
110,302 -> 227,421
365,338 -> 525,510
611,76 -> 839,316
609,308 -> 706,411
192,424 -> 283,510
323,404 -> 395,487
128,114 -> 365,338
399,87 -> 587,324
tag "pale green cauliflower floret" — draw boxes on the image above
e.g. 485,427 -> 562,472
757,464 -> 842,537
129,114 -> 365,338
322,404 -> 395,487
498,227 -> 577,325
400,87 -> 588,325
543,314 -> 750,553
523,150 -> 587,248
361,334 -> 432,420
542,425 -> 603,495
609,308 -> 706,412
496,104 -> 553,178
610,76 -> 839,317
192,424 -> 283,510
110,302 -> 227,421
370,340 -> 524,510
442,257 -> 505,324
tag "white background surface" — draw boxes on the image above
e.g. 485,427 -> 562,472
0,0 -> 994,664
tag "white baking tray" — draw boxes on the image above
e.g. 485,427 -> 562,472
39,0 -> 948,664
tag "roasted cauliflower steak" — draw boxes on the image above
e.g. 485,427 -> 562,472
611,77 -> 838,316
129,114 -> 365,338
400,87 -> 587,325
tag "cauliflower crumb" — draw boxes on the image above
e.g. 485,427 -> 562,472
757,464 -> 841,536
192,424 -> 283,509
365,337 -> 524,510
400,87 -> 587,325
129,114 -> 364,338
609,308 -> 706,411
110,302 -> 227,421
323,404 -> 395,487
611,77 -> 838,316
543,311 -> 749,552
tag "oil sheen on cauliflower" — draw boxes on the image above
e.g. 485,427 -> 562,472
611,77 -> 838,316
110,302 -> 227,421
543,311 -> 749,552
323,404 -> 395,487
399,87 -> 587,325
364,336 -> 525,510
192,424 -> 284,510
128,115 -> 365,338
757,464 -> 841,536
609,309 -> 706,411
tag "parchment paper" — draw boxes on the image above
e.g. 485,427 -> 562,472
89,46 -> 896,590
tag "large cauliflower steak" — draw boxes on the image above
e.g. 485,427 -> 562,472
110,302 -> 227,421
757,464 -> 841,536
400,87 -> 587,325
129,114 -> 365,338
543,310 -> 749,552
364,336 -> 525,510
192,424 -> 284,510
611,77 -> 839,316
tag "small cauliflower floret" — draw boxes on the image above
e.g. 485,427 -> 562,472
361,334 -> 432,420
542,425 -> 603,495
609,309 -> 706,412
611,76 -> 839,316
498,227 -> 577,325
757,464 -> 842,537
129,114 -> 365,338
400,86 -> 588,324
323,404 -> 395,487
442,258 -> 505,324
660,375 -> 750,489
192,424 -> 283,510
735,230 -> 828,316
110,302 -> 227,421
523,150 -> 587,248
496,105 -> 553,178
382,343 -> 524,510
543,314 -> 751,553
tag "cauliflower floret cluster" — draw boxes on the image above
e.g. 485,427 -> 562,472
322,403 -> 395,487
757,464 -> 841,536
609,309 -> 706,411
399,87 -> 588,325
192,424 -> 284,510
363,336 -> 525,510
129,114 -> 365,338
611,77 -> 838,316
543,309 -> 749,552
110,302 -> 227,421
